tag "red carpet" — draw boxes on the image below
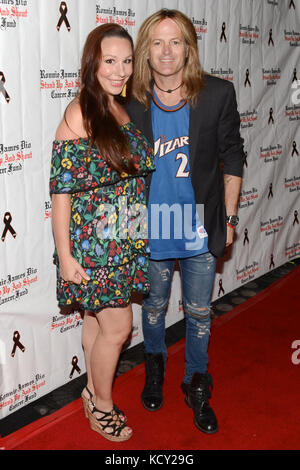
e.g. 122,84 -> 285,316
2,265 -> 300,450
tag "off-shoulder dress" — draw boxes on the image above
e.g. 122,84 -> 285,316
49,121 -> 155,312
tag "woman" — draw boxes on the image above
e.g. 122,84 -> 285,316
50,24 -> 154,442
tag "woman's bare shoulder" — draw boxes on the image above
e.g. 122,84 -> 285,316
55,98 -> 87,140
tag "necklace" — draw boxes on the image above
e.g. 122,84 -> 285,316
151,91 -> 187,113
154,81 -> 183,94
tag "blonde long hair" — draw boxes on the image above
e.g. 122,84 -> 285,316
133,9 -> 205,108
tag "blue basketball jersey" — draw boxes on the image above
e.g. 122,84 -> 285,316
148,89 -> 208,260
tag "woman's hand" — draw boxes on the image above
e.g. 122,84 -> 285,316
59,255 -> 91,285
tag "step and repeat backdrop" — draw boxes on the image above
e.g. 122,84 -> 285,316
0,0 -> 299,418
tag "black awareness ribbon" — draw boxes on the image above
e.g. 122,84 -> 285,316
268,29 -> 274,46
269,254 -> 275,270
289,0 -> 295,9
1,212 -> 17,241
292,68 -> 297,83
244,69 -> 251,87
218,279 -> 225,296
220,22 -> 227,42
292,141 -> 299,156
243,228 -> 249,245
57,2 -> 71,31
69,356 -> 81,378
0,72 -> 10,103
11,331 -> 25,357
268,183 -> 273,199
293,210 -> 299,226
268,108 -> 274,124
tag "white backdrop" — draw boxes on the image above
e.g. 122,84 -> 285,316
0,0 -> 299,419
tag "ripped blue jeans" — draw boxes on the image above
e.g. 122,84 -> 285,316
142,252 -> 217,384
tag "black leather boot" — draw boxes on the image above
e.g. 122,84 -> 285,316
141,353 -> 165,411
181,372 -> 218,434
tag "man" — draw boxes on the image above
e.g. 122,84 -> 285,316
127,9 -> 244,434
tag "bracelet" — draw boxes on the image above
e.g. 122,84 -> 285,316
226,222 -> 235,229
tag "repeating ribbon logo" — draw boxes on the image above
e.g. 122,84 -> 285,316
1,212 -> 17,242
292,68 -> 297,83
218,279 -> 225,296
0,72 -> 10,103
268,28 -> 274,46
243,228 -> 249,245
69,355 -> 81,378
244,69 -> 251,87
293,210 -> 299,226
269,254 -> 275,270
292,141 -> 298,156
57,2 -> 71,32
289,0 -> 295,9
220,22 -> 227,42
11,331 -> 25,357
268,183 -> 273,199
268,107 -> 274,124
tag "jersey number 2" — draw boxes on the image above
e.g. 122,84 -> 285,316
175,152 -> 190,178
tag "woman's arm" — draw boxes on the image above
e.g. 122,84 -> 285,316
51,100 -> 90,284
51,193 -> 72,261
51,194 -> 90,284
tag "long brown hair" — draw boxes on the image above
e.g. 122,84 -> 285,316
79,24 -> 136,174
133,9 -> 205,108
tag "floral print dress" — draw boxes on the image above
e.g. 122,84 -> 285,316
50,122 -> 155,312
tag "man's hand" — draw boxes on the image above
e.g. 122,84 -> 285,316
226,224 -> 235,247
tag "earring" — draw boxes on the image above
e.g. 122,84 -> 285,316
121,84 -> 127,97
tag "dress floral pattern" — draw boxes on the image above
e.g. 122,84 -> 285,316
50,122 -> 155,312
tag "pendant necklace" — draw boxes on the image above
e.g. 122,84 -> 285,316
152,81 -> 186,112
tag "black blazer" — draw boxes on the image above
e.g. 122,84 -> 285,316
126,74 -> 244,258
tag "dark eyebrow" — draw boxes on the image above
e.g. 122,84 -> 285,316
102,54 -> 133,58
